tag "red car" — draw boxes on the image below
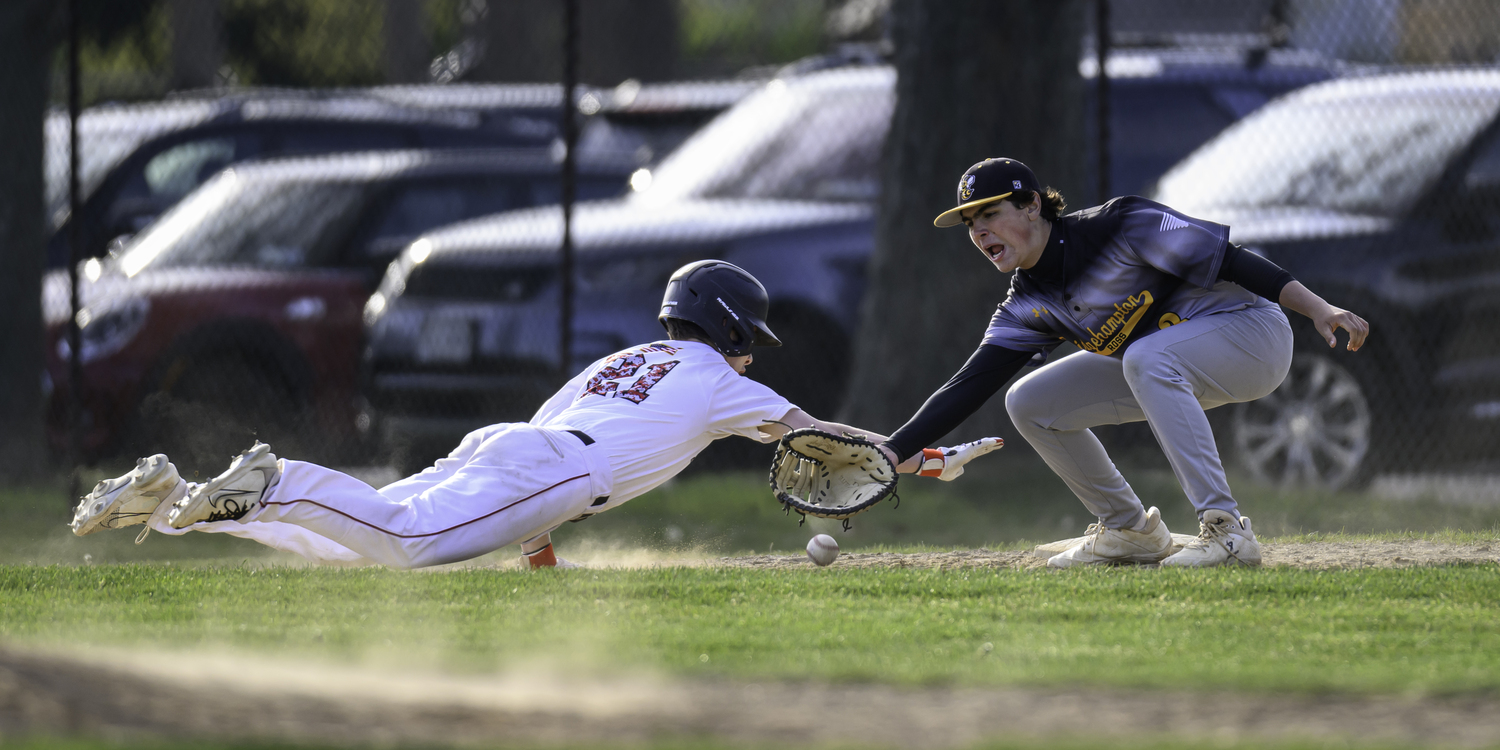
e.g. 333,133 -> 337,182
44,148 -> 628,469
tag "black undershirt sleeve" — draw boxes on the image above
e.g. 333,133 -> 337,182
1219,242 -> 1296,301
884,344 -> 1035,463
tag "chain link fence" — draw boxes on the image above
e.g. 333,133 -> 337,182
1088,0 -> 1500,491
41,0 -> 1500,489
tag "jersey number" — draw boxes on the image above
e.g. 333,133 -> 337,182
583,354 -> 680,404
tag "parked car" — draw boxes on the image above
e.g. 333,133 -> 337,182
371,77 -> 763,170
45,94 -> 561,270
363,65 -> 888,465
1081,46 -> 1340,196
573,77 -> 766,170
1152,68 -> 1500,488
43,148 -> 632,468
47,81 -> 759,271
362,48 -> 1341,463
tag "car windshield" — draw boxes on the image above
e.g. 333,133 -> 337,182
632,67 -> 894,204
119,170 -> 364,275
1154,84 -> 1500,217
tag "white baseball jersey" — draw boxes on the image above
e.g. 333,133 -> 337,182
532,339 -> 796,510
143,339 -> 795,568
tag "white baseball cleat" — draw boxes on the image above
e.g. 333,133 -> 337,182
167,442 -> 281,529
1032,530 -> 1199,558
71,454 -> 187,536
1047,506 -> 1174,568
1161,509 -> 1262,568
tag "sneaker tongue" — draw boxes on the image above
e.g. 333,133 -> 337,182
1203,510 -> 1238,528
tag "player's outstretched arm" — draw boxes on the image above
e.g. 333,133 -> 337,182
1279,281 -> 1369,352
760,408 -> 887,443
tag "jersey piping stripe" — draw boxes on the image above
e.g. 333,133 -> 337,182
260,473 -> 592,539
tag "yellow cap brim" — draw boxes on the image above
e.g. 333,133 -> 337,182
932,192 -> 1013,228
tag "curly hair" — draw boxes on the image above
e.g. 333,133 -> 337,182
662,317 -> 712,345
1003,188 -> 1068,221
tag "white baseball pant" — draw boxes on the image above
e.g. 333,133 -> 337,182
146,423 -> 614,568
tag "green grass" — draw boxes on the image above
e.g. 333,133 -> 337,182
4,466 -> 1499,749
2,562 -> 1498,698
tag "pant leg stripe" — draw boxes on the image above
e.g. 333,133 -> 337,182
260,474 -> 592,539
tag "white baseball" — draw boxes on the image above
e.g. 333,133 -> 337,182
806,534 -> 839,566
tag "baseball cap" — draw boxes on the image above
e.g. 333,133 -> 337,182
932,157 -> 1041,228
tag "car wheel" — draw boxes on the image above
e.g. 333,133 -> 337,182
1229,351 -> 1373,490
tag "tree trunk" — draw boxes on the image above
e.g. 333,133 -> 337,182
579,0 -> 677,84
0,0 -> 61,480
473,0 -> 678,84
170,0 -> 223,90
842,0 -> 1086,439
473,2 -> 561,82
383,0 -> 431,84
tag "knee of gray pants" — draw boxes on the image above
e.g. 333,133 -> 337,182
1005,375 -> 1047,432
1120,342 -> 1177,393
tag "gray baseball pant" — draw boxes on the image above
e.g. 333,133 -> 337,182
1005,303 -> 1293,529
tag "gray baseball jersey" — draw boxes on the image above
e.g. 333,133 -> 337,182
983,196 -> 1275,356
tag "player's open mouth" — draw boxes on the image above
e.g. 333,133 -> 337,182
983,243 -> 1005,261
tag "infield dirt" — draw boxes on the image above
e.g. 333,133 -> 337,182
5,642 -> 1500,749
707,536 -> 1500,571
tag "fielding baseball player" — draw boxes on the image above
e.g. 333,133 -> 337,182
878,158 -> 1368,568
71,260 -> 1004,569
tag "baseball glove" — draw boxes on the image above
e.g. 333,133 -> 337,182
769,428 -> 899,525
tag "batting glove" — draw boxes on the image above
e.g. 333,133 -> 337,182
918,437 -> 1004,481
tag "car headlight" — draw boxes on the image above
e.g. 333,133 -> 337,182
57,297 -> 150,364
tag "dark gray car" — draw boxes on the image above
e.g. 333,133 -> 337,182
45,148 -> 631,466
1154,68 -> 1500,487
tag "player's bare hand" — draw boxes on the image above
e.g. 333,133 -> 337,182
1315,306 -> 1369,352
920,437 -> 1004,481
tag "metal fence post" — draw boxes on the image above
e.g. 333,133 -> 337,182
1096,0 -> 1110,205
66,0 -> 84,503
560,0 -> 579,378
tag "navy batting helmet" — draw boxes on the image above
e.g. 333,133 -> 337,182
658,260 -> 781,357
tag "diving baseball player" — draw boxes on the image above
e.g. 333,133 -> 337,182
71,260 -> 1004,568
878,158 -> 1368,568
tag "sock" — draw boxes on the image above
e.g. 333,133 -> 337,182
524,543 -> 558,568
